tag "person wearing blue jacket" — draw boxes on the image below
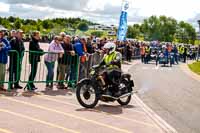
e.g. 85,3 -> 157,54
0,30 -> 11,91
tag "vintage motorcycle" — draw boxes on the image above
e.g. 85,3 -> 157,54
76,65 -> 135,108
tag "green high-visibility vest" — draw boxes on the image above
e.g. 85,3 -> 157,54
145,47 -> 150,53
104,51 -> 119,69
178,46 -> 184,54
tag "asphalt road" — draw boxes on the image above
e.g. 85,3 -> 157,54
0,43 -> 165,133
131,61 -> 200,133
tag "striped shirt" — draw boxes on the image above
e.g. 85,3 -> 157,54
44,40 -> 64,62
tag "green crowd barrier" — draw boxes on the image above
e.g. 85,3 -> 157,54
0,50 -> 20,91
19,50 -> 79,89
0,50 -> 106,91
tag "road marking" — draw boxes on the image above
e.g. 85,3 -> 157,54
0,128 -> 13,133
133,95 -> 177,133
0,90 -> 147,115
0,109 -> 79,133
35,95 -> 157,128
38,94 -> 147,115
180,64 -> 200,82
0,96 -> 132,133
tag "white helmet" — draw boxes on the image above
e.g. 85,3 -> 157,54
103,42 -> 116,54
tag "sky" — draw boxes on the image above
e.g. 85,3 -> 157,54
0,0 -> 200,30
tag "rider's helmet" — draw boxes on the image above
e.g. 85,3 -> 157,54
103,42 -> 116,55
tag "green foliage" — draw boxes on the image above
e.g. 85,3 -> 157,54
127,24 -> 141,39
0,19 -> 12,29
42,20 -> 54,29
176,21 -> 196,44
126,15 -> 196,43
90,31 -> 104,37
1,16 -> 95,35
0,15 -> 196,41
140,16 -> 178,41
77,22 -> 89,32
7,16 -> 16,23
188,62 -> 200,75
14,18 -> 22,29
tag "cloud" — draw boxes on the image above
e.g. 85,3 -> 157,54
0,2 -> 10,12
1,0 -> 200,29
5,0 -> 90,11
188,14 -> 200,31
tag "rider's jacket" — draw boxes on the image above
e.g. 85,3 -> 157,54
101,51 -> 122,69
178,46 -> 184,54
145,47 -> 150,54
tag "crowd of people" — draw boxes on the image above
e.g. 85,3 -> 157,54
139,41 -> 200,65
0,29 -> 200,91
0,29 -> 140,92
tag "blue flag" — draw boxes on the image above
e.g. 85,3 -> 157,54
117,0 -> 129,41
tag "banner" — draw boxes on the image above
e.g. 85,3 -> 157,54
117,0 -> 129,41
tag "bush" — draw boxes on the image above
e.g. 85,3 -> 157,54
91,31 -> 104,37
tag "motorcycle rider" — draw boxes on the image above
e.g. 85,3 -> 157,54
99,42 -> 122,97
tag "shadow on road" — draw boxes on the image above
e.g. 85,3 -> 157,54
76,104 -> 136,115
0,90 -> 18,97
0,88 -> 73,97
40,89 -> 73,96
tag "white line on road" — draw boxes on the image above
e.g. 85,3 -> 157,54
133,95 -> 178,133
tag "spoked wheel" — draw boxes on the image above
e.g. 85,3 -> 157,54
117,79 -> 132,106
76,82 -> 99,108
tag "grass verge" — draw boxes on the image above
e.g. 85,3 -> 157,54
188,61 -> 200,75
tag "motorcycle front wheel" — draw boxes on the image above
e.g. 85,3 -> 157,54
76,81 -> 99,108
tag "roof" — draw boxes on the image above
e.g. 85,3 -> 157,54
0,25 -> 7,31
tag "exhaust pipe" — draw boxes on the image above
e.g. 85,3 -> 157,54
102,90 -> 138,100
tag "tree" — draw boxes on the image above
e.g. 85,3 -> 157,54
1,19 -> 12,29
140,16 -> 178,41
176,21 -> 196,44
127,24 -> 141,39
77,22 -> 88,32
42,20 -> 54,29
14,19 -> 22,29
7,16 -> 16,23
91,31 -> 104,37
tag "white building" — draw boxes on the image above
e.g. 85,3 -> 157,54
0,25 -> 7,31
89,24 -> 116,31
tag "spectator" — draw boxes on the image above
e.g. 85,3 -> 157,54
173,45 -> 179,64
9,29 -> 25,89
8,30 -> 16,41
0,30 -> 11,91
183,46 -> 188,63
144,45 -> 150,64
57,35 -> 75,89
59,32 -> 66,40
197,45 -> 200,61
140,43 -> 145,63
86,37 -> 93,54
44,36 -> 64,89
73,37 -> 88,80
26,31 -> 44,91
56,32 -> 66,80
126,42 -> 132,62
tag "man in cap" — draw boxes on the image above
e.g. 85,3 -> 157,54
8,30 -> 16,41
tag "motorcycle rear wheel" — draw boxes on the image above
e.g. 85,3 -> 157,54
117,95 -> 131,106
117,79 -> 132,106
